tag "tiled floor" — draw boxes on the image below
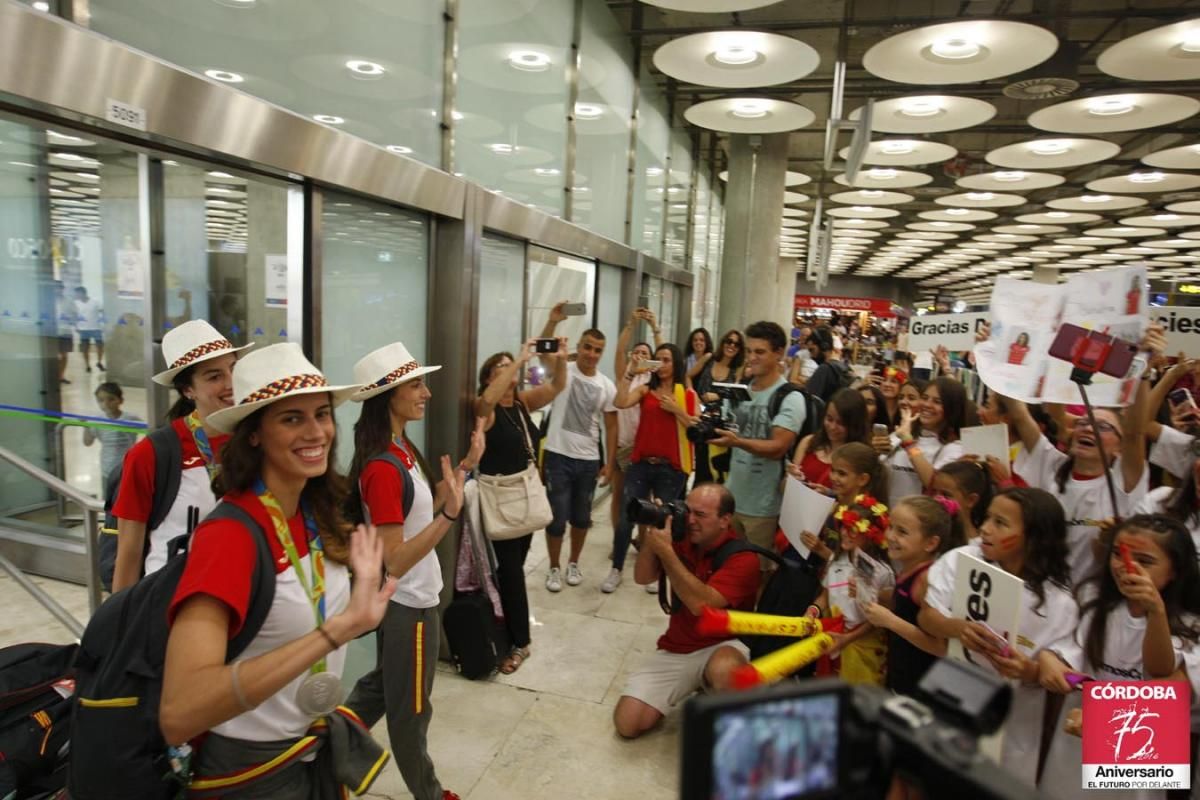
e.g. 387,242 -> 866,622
0,500 -> 683,800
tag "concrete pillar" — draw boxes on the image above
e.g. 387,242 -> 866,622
1033,264 -> 1059,285
717,132 -> 789,333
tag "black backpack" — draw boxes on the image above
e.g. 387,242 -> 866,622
69,503 -> 276,800
98,425 -> 184,592
0,643 -> 77,799
767,383 -> 826,467
346,451 -> 415,525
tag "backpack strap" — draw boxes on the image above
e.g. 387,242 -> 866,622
364,452 -> 415,521
199,502 -> 278,661
661,539 -> 783,614
146,424 -> 184,533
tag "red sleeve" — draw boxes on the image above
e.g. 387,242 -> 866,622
111,435 -> 158,523
168,518 -> 258,638
708,552 -> 761,610
360,459 -> 408,526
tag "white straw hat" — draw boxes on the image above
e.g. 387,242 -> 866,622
206,342 -> 361,433
351,342 -> 442,402
152,319 -> 254,386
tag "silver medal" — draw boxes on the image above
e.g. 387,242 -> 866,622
296,671 -> 345,717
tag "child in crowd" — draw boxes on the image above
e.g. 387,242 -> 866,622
882,377 -> 968,506
862,495 -> 963,696
930,460 -> 995,542
1038,515 -> 1200,800
919,488 -> 1078,787
787,388 -> 870,491
83,381 -> 143,488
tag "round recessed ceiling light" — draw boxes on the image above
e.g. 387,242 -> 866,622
685,97 -> 815,133
899,98 -> 942,117
712,41 -> 759,65
534,167 -> 560,176
1030,140 -> 1070,155
345,60 -> 386,78
945,208 -> 970,216
1086,96 -> 1135,116
879,141 -> 915,155
993,171 -> 1025,182
1097,19 -> 1200,80
654,30 -> 820,88
1128,171 -> 1164,183
488,143 -> 516,154
574,103 -> 604,119
930,37 -> 983,60
730,99 -> 771,119
508,49 -> 552,72
1181,34 -> 1200,54
867,168 -> 898,180
965,192 -> 994,201
863,20 -> 1058,84
205,69 -> 244,83
387,145 -> 413,155
1029,93 -> 1200,134
312,114 -> 345,124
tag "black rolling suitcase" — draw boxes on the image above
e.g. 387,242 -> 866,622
443,593 -> 506,680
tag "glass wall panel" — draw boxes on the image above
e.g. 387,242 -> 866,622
595,263 -> 624,381
320,193 -> 429,473
457,0 -> 572,217
476,232 -> 527,377
526,247 -> 595,348
573,1 -> 634,242
632,72 -> 668,258
660,280 -> 677,345
663,132 -> 691,267
89,1 -> 444,166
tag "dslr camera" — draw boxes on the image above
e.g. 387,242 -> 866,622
685,383 -> 747,444
681,658 -> 1052,800
627,497 -> 689,541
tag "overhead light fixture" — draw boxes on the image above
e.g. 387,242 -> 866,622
346,59 -> 386,78
1180,33 -> 1200,54
730,99 -> 771,119
508,49 -> 552,72
879,141 -> 915,155
312,114 -> 345,124
1029,140 -> 1070,155
965,192 -> 994,201
1153,213 -> 1180,221
945,208 -> 970,216
860,190 -> 884,198
574,103 -> 604,119
993,171 -> 1026,182
47,130 -> 85,143
387,145 -> 413,155
866,168 -> 898,180
488,143 -> 516,155
1087,96 -> 1135,116
898,98 -> 942,118
712,39 -> 759,66
204,69 -> 245,83
1129,171 -> 1165,183
534,167 -> 561,176
1079,194 -> 1110,203
930,37 -> 982,60
208,171 -> 234,179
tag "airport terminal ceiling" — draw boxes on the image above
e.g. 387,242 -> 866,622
607,0 -> 1200,305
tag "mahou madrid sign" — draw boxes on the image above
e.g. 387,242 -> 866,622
794,295 -> 897,315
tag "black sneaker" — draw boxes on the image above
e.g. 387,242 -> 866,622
85,366 -> 91,373
96,362 -> 105,370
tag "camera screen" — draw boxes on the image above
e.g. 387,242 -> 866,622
710,692 -> 839,799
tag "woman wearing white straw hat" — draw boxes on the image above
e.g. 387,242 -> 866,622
109,320 -> 252,592
158,342 -> 397,797
342,341 -> 484,800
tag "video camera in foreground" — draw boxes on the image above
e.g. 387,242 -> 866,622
681,658 -> 1052,800
687,382 -> 749,444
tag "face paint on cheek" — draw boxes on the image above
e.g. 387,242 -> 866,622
997,534 -> 1021,553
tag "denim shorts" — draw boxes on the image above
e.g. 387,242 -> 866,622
543,450 -> 600,537
78,329 -> 103,345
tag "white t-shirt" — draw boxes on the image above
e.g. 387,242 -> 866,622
75,297 -> 102,329
543,363 -> 617,462
393,461 -> 441,609
926,543 -> 1080,787
617,373 -> 650,450
1040,601 -> 1197,800
1014,435 -> 1148,587
1134,486 -> 1200,557
1150,424 -> 1195,480
885,431 -> 964,506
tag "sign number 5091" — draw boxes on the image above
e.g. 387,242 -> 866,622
105,99 -> 147,132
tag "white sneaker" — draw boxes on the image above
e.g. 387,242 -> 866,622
566,562 -> 583,586
601,568 -> 622,593
645,580 -> 659,594
545,567 -> 563,593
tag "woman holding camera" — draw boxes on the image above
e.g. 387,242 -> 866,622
475,338 -> 568,673
689,329 -> 745,484
606,344 -> 699,593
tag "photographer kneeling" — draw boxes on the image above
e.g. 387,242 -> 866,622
613,484 -> 760,739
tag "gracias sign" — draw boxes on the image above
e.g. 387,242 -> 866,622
906,312 -> 991,353
1151,306 -> 1200,357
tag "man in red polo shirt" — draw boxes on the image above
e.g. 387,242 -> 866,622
613,483 -> 760,739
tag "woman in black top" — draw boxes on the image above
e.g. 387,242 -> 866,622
475,338 -> 568,673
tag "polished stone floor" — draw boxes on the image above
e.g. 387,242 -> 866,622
0,499 -> 683,799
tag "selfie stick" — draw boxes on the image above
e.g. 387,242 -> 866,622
1067,348 -> 1124,524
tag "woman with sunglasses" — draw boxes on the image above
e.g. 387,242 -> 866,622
689,329 -> 745,483
1001,327 -> 1164,586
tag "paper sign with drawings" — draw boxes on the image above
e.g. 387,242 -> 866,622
973,265 -> 1148,406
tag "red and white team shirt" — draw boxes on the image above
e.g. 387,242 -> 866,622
168,490 -> 351,742
112,417 -> 229,575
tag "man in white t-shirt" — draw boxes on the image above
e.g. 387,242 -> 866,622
74,285 -> 105,372
539,307 -> 618,592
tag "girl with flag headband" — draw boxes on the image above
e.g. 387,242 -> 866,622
110,319 -> 252,592
159,342 -> 397,798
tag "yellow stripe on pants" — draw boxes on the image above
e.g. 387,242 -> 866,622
414,621 -> 424,715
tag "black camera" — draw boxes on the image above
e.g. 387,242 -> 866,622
627,497 -> 689,540
686,407 -> 734,444
681,659 -> 1048,800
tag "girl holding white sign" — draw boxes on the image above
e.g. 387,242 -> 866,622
919,488 -> 1078,787
1037,514 -> 1200,800
882,377 -> 968,506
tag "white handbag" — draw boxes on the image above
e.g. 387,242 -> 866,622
476,404 -> 553,540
